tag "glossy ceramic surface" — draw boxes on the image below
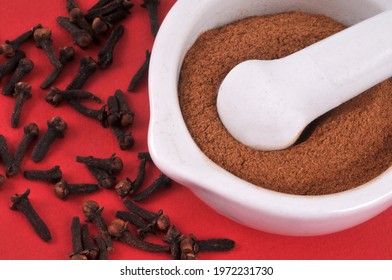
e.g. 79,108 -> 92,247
148,0 -> 392,236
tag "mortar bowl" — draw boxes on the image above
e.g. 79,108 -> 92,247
148,0 -> 392,236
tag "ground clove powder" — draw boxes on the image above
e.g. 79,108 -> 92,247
178,12 -> 392,195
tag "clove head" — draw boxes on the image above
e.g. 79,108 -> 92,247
109,155 -> 123,173
16,58 -> 34,73
75,32 -> 93,49
113,128 -> 134,150
156,212 -> 170,232
0,43 -> 15,58
92,18 -> 109,35
23,122 -> 39,138
115,178 -> 132,198
59,46 -> 75,63
33,28 -> 52,48
179,234 -> 199,260
13,81 -> 32,99
120,112 -> 134,127
47,116 -> 68,137
69,8 -> 84,23
10,188 -> 31,209
82,200 -> 102,220
108,219 -> 128,239
54,179 -> 70,199
45,87 -> 64,106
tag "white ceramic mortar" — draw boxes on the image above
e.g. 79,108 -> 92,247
148,0 -> 392,236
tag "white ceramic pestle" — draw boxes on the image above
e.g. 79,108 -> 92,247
217,10 -> 392,151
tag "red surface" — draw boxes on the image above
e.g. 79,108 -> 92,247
0,0 -> 391,260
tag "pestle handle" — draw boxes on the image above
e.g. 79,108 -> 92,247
293,9 -> 392,119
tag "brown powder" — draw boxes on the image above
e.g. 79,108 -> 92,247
178,12 -> 392,195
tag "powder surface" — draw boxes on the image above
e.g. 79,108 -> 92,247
178,12 -> 392,195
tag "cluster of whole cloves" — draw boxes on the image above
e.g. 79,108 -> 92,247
69,198 -> 235,260
0,30 -> 34,128
73,152 -> 172,202
0,117 -> 70,179
44,1 -> 131,148
69,216 -> 108,260
45,86 -> 135,150
23,154 -> 126,200
0,117 -> 63,186
58,0 -> 132,50
112,200 -> 235,260
22,151 -> 171,202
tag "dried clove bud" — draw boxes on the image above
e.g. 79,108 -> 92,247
83,200 -> 113,252
31,116 -> 67,162
45,87 -> 101,107
33,28 -> 61,68
24,165 -> 62,184
76,154 -> 123,174
11,82 -> 32,128
12,123 -> 39,174
114,89 -> 134,127
54,179 -> 100,200
10,189 -> 52,242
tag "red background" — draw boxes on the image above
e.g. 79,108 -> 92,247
0,0 -> 391,260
